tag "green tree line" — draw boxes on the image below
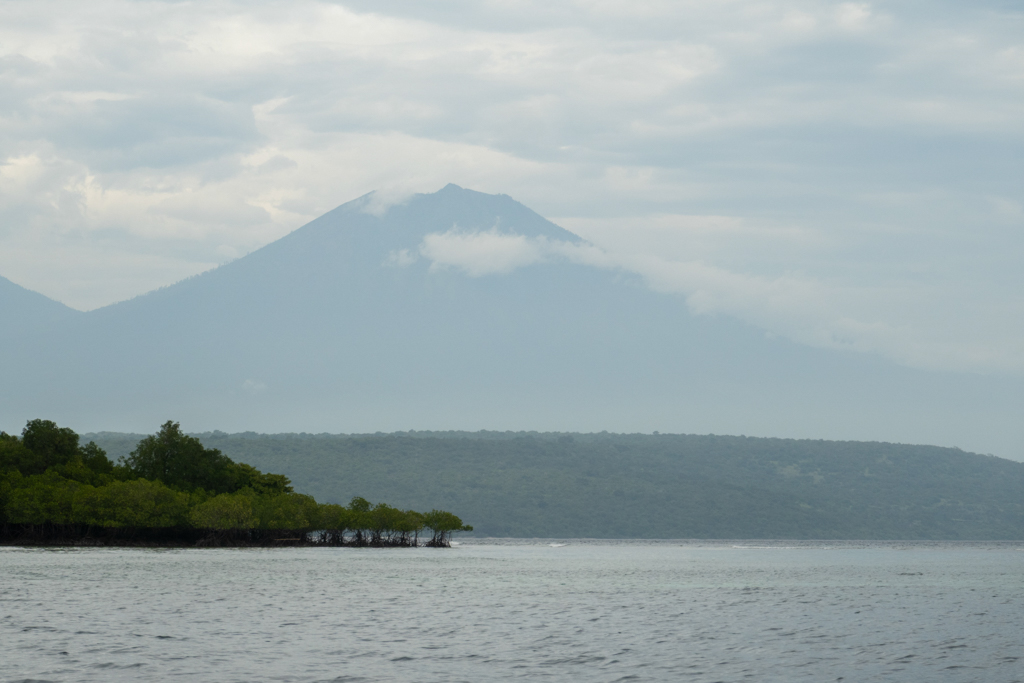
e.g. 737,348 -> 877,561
0,420 -> 470,546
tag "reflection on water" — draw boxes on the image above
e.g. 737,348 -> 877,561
2,540 -> 1022,682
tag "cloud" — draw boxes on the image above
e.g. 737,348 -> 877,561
563,214 -> 1024,374
359,188 -> 416,217
420,230 -> 553,275
0,0 -> 1021,373
419,227 -> 612,277
416,220 -> 1024,375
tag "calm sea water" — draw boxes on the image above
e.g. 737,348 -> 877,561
2,540 -> 1022,682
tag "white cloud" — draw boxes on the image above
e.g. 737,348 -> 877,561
420,230 -> 552,276
419,227 -> 613,276
559,214 -> 1024,374
413,215 -> 1024,374
359,188 -> 416,217
835,3 -> 874,31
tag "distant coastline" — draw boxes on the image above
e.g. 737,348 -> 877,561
8,421 -> 1024,542
89,430 -> 1024,541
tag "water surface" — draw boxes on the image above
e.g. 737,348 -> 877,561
2,540 -> 1022,682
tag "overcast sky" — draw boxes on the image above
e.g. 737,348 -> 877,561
1,0 -> 1022,376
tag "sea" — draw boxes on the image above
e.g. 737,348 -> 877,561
2,540 -> 1022,682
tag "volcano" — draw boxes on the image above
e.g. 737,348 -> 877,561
2,184 -> 1021,458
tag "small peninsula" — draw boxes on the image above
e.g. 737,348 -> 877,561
0,420 -> 471,547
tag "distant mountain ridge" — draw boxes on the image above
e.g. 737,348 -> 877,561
86,430 -> 1024,539
3,184 -> 1023,460
0,275 -> 81,338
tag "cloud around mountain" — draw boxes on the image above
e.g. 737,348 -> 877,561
415,229 -> 600,277
1,1 -> 1022,379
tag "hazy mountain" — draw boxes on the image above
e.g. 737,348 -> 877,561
3,185 -> 1022,459
0,275 -> 81,339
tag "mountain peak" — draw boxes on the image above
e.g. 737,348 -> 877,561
287,184 -> 581,254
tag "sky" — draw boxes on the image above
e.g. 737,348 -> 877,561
1,0 -> 1022,376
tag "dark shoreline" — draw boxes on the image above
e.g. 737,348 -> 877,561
0,524 -> 445,548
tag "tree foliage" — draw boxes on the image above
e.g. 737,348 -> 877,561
21,419 -> 81,473
423,509 -> 473,546
189,493 -> 256,530
1,420 -> 114,478
1,420 -> 470,546
122,421 -> 236,493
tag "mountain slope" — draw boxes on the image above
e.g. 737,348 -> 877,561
0,275 -> 81,338
3,185 -> 1023,458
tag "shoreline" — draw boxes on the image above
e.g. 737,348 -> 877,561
0,524 -> 449,548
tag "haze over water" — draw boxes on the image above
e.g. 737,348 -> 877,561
3,541 -> 1022,682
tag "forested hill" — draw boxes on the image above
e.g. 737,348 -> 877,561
87,431 -> 1024,540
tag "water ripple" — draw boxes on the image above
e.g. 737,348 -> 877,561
1,542 -> 1022,682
